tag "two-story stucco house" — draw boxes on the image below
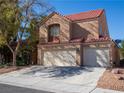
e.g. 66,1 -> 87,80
37,9 -> 120,67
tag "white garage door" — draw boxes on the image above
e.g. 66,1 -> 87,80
83,48 -> 110,67
43,49 -> 77,66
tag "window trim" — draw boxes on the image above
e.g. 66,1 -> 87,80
48,24 -> 60,42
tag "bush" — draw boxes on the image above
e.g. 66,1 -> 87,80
0,64 -> 5,68
0,62 -> 11,68
16,55 -> 29,66
16,60 -> 27,66
120,59 -> 124,67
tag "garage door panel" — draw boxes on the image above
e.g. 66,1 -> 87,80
83,49 -> 98,66
43,50 -> 77,66
96,49 -> 110,67
83,48 -> 110,67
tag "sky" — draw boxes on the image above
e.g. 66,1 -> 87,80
46,0 -> 124,40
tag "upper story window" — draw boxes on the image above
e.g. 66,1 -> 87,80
49,24 -> 60,36
48,24 -> 60,43
99,23 -> 103,37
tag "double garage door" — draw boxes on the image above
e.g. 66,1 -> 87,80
42,48 -> 110,67
83,48 -> 110,67
43,49 -> 77,66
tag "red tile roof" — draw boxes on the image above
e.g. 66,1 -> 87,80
85,36 -> 110,43
69,36 -> 110,43
70,37 -> 84,43
65,9 -> 103,21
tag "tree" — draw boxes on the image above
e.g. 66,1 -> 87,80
0,45 -> 11,65
0,0 -> 54,66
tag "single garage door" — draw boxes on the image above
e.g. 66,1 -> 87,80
43,49 -> 77,66
83,48 -> 110,67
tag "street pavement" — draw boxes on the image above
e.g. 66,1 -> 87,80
0,83 -> 53,93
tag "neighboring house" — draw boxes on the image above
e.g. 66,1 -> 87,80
37,9 -> 120,67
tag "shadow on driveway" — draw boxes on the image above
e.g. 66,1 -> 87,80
22,66 -> 94,78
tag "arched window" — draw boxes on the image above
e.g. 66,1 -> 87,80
48,24 -> 60,43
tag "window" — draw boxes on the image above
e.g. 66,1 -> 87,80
50,25 -> 60,36
99,23 -> 103,37
48,24 -> 60,42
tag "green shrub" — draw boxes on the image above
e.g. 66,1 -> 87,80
16,60 -> 26,66
0,64 -> 5,68
16,56 -> 29,66
0,62 -> 11,68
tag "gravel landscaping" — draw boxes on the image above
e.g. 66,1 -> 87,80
97,68 -> 124,92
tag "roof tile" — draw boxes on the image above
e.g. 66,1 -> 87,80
65,9 -> 103,21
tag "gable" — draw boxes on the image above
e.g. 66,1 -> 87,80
39,13 -> 71,43
98,10 -> 109,37
41,12 -> 71,26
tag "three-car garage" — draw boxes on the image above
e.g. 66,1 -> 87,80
38,46 -> 111,67
37,42 -> 119,68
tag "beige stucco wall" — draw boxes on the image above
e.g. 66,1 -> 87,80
111,42 -> 120,66
99,11 -> 109,37
71,19 -> 99,40
39,14 -> 71,43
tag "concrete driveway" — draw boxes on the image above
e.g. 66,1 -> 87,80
0,66 -> 122,93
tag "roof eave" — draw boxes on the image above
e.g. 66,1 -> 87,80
39,12 -> 72,26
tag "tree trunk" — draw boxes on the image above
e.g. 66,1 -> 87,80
6,43 -> 18,66
12,51 -> 17,66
